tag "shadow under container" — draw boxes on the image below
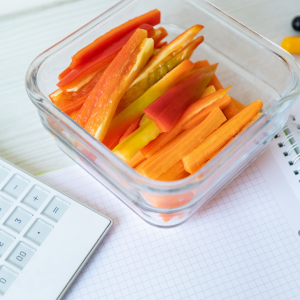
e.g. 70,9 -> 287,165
26,0 -> 300,227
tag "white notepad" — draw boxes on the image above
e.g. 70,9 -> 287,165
39,141 -> 300,300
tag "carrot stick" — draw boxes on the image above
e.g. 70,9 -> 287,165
182,100 -> 263,174
138,107 -> 227,179
141,88 -> 231,158
182,94 -> 231,130
193,112 -> 263,174
157,161 -> 189,181
126,151 -> 145,168
222,100 -> 239,119
194,60 -> 223,90
231,97 -> 246,111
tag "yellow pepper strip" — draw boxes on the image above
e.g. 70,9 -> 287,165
113,118 -> 160,161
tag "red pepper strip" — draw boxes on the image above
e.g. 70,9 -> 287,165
69,9 -> 160,69
58,67 -> 72,81
153,27 -> 168,46
57,95 -> 87,115
119,115 -> 143,144
144,64 -> 217,132
50,70 -> 105,105
57,24 -> 154,90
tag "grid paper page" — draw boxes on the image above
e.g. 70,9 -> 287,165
40,151 -> 300,300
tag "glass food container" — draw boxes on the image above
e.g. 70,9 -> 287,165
26,0 -> 300,227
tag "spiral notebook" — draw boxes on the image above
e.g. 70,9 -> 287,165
39,112 -> 300,300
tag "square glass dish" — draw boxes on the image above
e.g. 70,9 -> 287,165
26,0 -> 300,227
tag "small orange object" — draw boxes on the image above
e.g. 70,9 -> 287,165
281,36 -> 300,54
222,100 -> 239,119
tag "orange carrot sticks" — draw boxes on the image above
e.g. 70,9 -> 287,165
157,161 -> 189,181
137,107 -> 227,179
183,100 -> 263,174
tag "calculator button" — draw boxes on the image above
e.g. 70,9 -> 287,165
0,166 -> 10,184
1,174 -> 29,199
4,207 -> 32,233
0,231 -> 15,257
0,197 -> 12,220
0,266 -> 17,295
21,185 -> 49,210
24,219 -> 53,245
42,197 -> 69,222
6,242 -> 35,270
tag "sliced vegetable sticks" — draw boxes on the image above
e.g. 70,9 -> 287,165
141,87 -> 231,158
103,60 -> 194,149
157,161 -> 189,181
115,36 -> 203,116
144,64 -> 217,132
68,9 -> 160,69
183,100 -> 263,174
84,30 -> 154,141
222,101 -> 239,119
139,107 -> 227,179
131,25 -> 203,87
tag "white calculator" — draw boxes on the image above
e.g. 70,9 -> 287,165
0,157 -> 112,300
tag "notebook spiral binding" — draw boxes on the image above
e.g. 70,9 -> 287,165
275,115 -> 300,176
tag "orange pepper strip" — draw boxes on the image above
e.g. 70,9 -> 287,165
69,9 -> 160,69
183,100 -> 263,174
153,27 -> 168,46
57,95 -> 87,115
141,87 -> 231,158
50,70 -> 105,105
194,60 -> 223,90
85,30 -> 153,141
157,161 -> 189,181
138,107 -> 227,179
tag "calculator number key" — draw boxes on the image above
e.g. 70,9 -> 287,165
1,174 -> 29,199
6,242 -> 35,270
21,185 -> 49,210
42,196 -> 70,222
4,207 -> 32,233
0,231 -> 15,257
0,266 -> 17,295
24,219 -> 53,245
0,196 -> 12,220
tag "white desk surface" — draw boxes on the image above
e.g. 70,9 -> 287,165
0,0 -> 300,175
